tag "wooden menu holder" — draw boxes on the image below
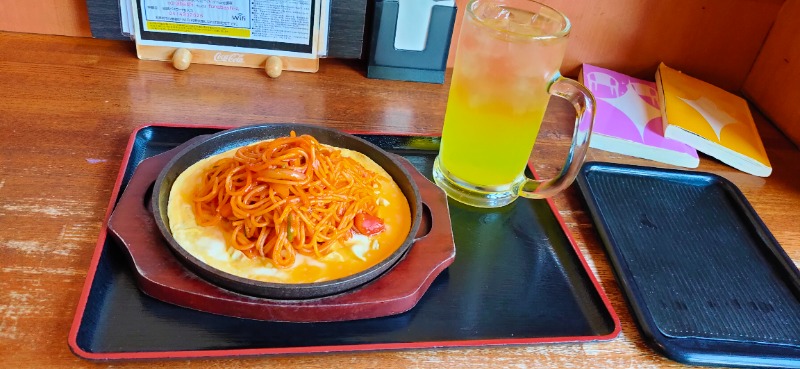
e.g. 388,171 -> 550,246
130,0 -> 322,78
136,45 -> 320,78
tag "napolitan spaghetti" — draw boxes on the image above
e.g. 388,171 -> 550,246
190,132 -> 392,268
167,132 -> 411,284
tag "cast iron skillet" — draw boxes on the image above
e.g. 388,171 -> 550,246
151,124 -> 422,300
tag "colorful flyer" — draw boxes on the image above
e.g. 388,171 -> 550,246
579,64 -> 699,168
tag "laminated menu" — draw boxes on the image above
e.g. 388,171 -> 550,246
655,63 -> 772,177
579,64 -> 699,168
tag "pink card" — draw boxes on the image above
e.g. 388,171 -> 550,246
581,64 -> 699,168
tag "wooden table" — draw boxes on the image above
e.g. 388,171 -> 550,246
1,31 -> 798,368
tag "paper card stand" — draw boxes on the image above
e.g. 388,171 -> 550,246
131,0 -> 322,78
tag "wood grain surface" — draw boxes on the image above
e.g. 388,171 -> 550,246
0,31 -> 798,369
9,0 -> 783,91
744,0 -> 800,147
0,0 -> 91,37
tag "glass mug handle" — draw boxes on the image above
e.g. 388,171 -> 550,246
518,76 -> 596,199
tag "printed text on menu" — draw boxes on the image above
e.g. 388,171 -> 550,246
142,0 -> 312,45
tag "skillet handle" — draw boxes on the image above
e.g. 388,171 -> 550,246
107,135 -> 211,273
392,155 -> 454,245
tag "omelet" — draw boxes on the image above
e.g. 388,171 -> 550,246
167,140 -> 412,284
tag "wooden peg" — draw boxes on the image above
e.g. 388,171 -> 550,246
265,56 -> 283,78
172,48 -> 192,71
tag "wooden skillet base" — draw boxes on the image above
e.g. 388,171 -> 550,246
107,137 -> 455,322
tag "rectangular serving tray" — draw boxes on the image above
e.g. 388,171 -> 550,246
577,162 -> 800,368
69,124 -> 619,360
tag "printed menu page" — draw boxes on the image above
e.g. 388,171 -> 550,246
132,0 -> 320,58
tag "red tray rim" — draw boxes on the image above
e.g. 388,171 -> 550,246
67,122 -> 621,361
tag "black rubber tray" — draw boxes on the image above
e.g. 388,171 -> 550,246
577,162 -> 800,368
68,124 -> 618,360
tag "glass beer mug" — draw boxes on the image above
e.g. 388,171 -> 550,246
433,0 -> 595,208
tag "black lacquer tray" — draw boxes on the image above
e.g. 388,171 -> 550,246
577,162 -> 800,368
69,124 -> 618,360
